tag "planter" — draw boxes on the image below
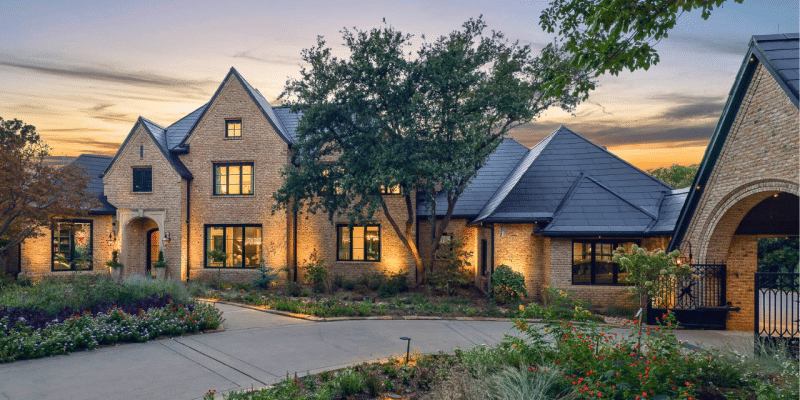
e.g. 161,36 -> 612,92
109,266 -> 122,281
155,267 -> 166,281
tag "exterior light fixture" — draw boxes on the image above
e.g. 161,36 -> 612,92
162,231 -> 171,246
399,336 -> 411,364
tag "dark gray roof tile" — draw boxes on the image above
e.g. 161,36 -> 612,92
70,154 -> 115,214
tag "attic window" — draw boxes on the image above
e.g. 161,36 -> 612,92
226,119 -> 242,138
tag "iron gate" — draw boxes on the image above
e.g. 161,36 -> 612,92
754,272 -> 799,356
647,263 -> 730,329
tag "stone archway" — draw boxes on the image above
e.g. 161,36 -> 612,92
116,210 -> 167,278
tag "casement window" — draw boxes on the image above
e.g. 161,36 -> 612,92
52,220 -> 93,271
572,240 -> 637,285
205,225 -> 262,268
213,163 -> 253,195
133,167 -> 152,192
337,224 -> 380,261
225,119 -> 242,138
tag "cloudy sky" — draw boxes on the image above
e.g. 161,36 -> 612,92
1,0 -> 797,169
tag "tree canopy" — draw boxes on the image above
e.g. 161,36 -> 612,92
274,18 -> 592,283
647,163 -> 699,189
0,117 -> 97,260
540,0 -> 743,81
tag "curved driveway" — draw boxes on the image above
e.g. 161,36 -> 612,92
0,302 -> 752,400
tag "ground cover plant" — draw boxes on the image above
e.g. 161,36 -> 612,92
0,274 -> 223,363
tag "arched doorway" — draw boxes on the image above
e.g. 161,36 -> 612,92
146,228 -> 159,277
122,216 -> 160,276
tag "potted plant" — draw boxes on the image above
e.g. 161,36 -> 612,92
105,250 -> 123,280
153,250 -> 167,280
208,249 -> 227,281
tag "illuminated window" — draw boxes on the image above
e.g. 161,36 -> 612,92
214,163 -> 253,195
133,167 -> 152,192
226,119 -> 242,138
205,225 -> 261,268
52,220 -> 93,271
379,185 -> 402,195
572,240 -> 637,285
337,224 -> 380,261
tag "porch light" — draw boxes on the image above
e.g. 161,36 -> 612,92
162,231 -> 171,246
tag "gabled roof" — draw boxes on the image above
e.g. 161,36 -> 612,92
70,154 -> 115,215
101,117 -> 193,180
669,33 -> 800,251
418,138 -> 529,218
178,67 -> 294,147
472,126 -> 672,225
165,103 -> 207,149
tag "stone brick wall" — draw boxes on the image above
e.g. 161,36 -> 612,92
417,218 -> 478,281
493,223 -> 545,301
19,215 -> 114,280
181,74 -> 291,283
678,63 -> 799,330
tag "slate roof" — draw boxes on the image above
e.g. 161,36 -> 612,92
272,106 -> 302,142
670,34 -> 799,250
70,154 -> 115,215
418,138 -> 529,217
165,103 -> 207,149
418,126 -> 687,237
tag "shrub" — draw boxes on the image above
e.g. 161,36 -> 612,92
428,238 -> 474,295
612,244 -> 686,310
378,271 -> 409,297
285,281 -> 302,297
488,365 -> 565,400
334,369 -> 365,397
252,264 -> 279,290
301,251 -> 329,293
358,272 -> 386,291
490,265 -> 526,304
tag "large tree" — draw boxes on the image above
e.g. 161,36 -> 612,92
540,0 -> 743,83
274,18 -> 592,283
647,163 -> 698,188
0,117 -> 97,271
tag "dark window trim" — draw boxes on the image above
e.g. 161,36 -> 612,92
132,167 -> 153,193
225,119 -> 243,139
213,162 -> 254,196
336,224 -> 381,262
571,239 -> 640,285
51,219 -> 94,272
203,224 -> 262,269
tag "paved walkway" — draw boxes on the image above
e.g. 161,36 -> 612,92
0,303 -> 753,400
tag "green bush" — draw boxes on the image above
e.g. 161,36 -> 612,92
428,238 -> 474,295
252,265 -> 279,290
358,272 -> 386,291
333,369 -> 365,397
285,281 -> 301,297
489,265 -> 526,304
378,271 -> 409,297
301,251 -> 328,293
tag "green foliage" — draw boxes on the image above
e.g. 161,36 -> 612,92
519,287 -> 601,322
758,237 -> 799,273
378,271 -> 409,298
301,251 -> 328,293
105,250 -> 123,269
612,244 -> 687,309
647,164 -> 699,189
489,365 -> 565,400
207,249 -> 227,265
332,369 -> 365,397
428,238 -> 474,295
490,265 -> 527,304
252,264 -> 280,290
153,250 -> 167,269
285,281 -> 302,297
540,0 -> 744,77
274,18 -> 591,284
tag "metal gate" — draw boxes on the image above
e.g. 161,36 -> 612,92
754,272 -> 799,356
647,263 -> 730,329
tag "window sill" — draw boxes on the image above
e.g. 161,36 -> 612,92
223,137 -> 243,140
211,194 -> 255,198
132,191 -> 153,195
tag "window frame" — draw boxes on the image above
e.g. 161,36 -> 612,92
213,162 -> 254,196
336,224 -> 381,262
51,219 -> 94,271
225,119 -> 242,139
132,167 -> 153,193
203,224 -> 262,269
571,239 -> 639,285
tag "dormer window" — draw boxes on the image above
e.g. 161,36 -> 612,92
226,119 -> 242,138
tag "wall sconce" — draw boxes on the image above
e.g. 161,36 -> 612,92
162,231 -> 171,246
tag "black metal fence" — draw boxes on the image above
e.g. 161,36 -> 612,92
648,263 -> 728,328
754,272 -> 799,356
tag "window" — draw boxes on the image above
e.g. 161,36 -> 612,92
214,163 -> 253,195
133,167 -> 152,192
205,225 -> 262,268
52,220 -> 93,271
337,224 -> 380,261
379,185 -> 402,195
572,240 -> 637,285
226,119 -> 242,138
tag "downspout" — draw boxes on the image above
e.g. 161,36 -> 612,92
185,180 -> 191,281
293,209 -> 298,282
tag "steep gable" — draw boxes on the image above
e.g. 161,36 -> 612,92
102,117 -> 192,180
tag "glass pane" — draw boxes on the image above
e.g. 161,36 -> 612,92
616,242 -> 635,284
244,227 -> 261,268
73,223 -> 91,266
207,227 -> 224,267
572,242 -> 591,284
242,184 -> 252,195
352,226 -> 365,260
242,165 -> 252,176
230,165 -> 240,176
365,226 -> 380,261
227,227 -> 243,267
338,226 -> 351,260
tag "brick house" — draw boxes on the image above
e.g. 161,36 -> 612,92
15,67 -> 688,307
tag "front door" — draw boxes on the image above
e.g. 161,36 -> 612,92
146,229 -> 159,277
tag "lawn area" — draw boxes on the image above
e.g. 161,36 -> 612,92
0,274 -> 223,363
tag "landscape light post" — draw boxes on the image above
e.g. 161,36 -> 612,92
399,337 -> 411,364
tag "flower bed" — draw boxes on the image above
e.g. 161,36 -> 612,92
0,301 -> 222,363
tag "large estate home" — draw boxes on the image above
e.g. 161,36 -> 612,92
11,66 -> 687,307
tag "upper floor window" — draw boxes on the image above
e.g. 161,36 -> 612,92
52,220 -> 93,271
337,224 -> 380,261
226,119 -> 242,138
205,225 -> 262,268
572,240 -> 637,285
379,185 -> 402,195
133,167 -> 152,192
214,163 -> 253,195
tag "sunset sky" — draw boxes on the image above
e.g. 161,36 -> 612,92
1,0 -> 797,170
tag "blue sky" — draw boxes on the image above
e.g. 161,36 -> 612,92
1,0 -> 797,169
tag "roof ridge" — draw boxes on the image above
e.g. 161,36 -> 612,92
138,116 -> 164,129
166,103 -> 208,130
550,172 -> 585,220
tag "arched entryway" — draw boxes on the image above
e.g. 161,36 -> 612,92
146,228 -> 160,277
122,216 -> 160,277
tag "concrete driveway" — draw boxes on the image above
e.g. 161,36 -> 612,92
0,303 -> 753,400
